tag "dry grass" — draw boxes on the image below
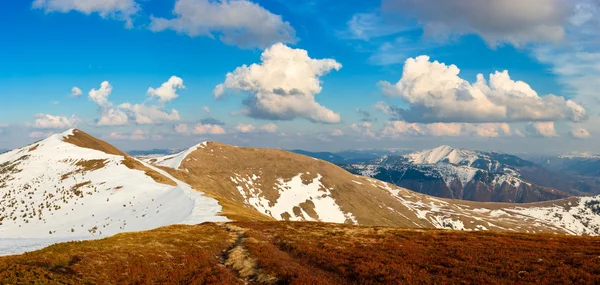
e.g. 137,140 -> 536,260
238,221 -> 600,285
0,223 -> 241,284
2,222 -> 600,284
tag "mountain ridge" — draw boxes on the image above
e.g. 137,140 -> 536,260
3,131 -> 600,256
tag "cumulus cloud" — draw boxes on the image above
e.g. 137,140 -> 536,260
351,122 -> 376,138
202,106 -> 211,113
118,103 -> 181,125
33,0 -> 139,27
236,124 -> 256,133
192,124 -> 226,135
526,122 -> 559,137
330,129 -> 344,136
88,80 -> 182,126
260,123 -> 278,133
214,43 -> 342,124
382,121 -> 514,138
147,76 -> 185,103
33,114 -> 78,129
381,0 -> 572,47
70,86 -> 82,97
89,81 -> 112,106
97,108 -> 128,126
570,127 -> 591,139
379,56 -> 586,124
149,0 -> 296,49
174,123 -> 189,134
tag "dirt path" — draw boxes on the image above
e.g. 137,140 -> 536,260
217,223 -> 277,285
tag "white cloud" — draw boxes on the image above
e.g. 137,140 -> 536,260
351,121 -> 376,138
29,131 -> 55,139
202,106 -> 211,113
88,80 -> 181,126
260,123 -> 278,133
381,0 -> 573,47
382,121 -> 513,138
214,43 -> 342,124
33,114 -> 78,129
526,122 -> 559,137
236,124 -> 256,133
33,0 -> 139,27
147,76 -> 185,103
192,124 -> 226,135
89,81 -> 112,106
97,108 -> 128,126
70,86 -> 82,97
570,127 -> 591,139
330,129 -> 344,136
118,103 -> 181,125
342,12 -> 406,40
379,56 -> 587,123
174,123 -> 189,134
149,0 -> 296,49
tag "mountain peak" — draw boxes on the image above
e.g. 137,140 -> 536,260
406,145 -> 479,165
148,141 -> 209,169
60,129 -> 127,157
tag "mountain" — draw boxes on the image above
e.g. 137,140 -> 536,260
0,129 -> 227,255
531,153 -> 600,186
289,149 -> 411,164
342,145 -> 600,203
4,132 -> 600,257
146,142 -> 600,236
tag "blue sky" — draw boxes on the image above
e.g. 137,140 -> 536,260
1,0 -> 599,154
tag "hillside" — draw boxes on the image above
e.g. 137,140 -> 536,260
3,131 -> 600,258
1,222 -> 599,284
145,141 -> 600,236
341,145 -> 600,203
0,129 -> 227,255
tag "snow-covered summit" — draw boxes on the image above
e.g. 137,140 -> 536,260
406,145 -> 481,165
147,141 -> 208,169
0,132 -> 226,255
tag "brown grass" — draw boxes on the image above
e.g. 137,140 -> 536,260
0,223 -> 241,284
237,221 -> 600,285
2,222 -> 600,284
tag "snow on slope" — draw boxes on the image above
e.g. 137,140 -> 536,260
149,142 -> 208,169
230,172 -> 358,224
0,130 -> 226,255
407,145 -> 480,165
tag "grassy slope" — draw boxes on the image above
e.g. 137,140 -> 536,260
2,222 -> 600,284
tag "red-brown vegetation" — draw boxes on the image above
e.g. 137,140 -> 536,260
0,223 -> 240,284
237,222 -> 600,285
2,222 -> 600,284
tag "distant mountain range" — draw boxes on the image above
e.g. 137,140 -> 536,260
340,145 -> 600,203
530,153 -> 600,186
289,149 -> 411,164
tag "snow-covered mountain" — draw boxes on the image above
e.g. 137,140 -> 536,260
0,129 -> 227,255
342,145 -> 600,203
146,141 -> 600,236
4,132 -> 600,257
